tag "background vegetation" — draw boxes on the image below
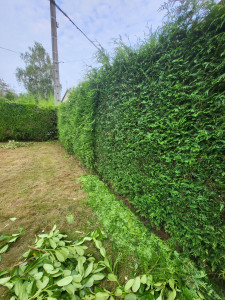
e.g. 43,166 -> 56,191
16,42 -> 54,103
58,0 -> 225,278
0,99 -> 57,141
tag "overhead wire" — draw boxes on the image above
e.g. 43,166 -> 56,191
1,2 -> 102,66
0,46 -> 21,55
0,45 -> 91,65
50,0 -> 102,53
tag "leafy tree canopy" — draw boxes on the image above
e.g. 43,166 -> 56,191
16,42 -> 53,102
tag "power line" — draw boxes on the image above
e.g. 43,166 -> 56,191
0,46 -> 21,55
0,44 -> 91,65
50,0 -> 102,52
57,57 -> 93,64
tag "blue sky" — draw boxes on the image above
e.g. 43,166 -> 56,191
0,0 -> 166,97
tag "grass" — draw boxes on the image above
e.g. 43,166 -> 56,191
0,142 -> 137,299
0,142 -> 223,299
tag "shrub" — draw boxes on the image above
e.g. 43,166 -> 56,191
0,99 -> 57,141
58,2 -> 225,275
58,82 -> 96,169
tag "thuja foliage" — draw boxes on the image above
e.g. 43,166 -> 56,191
80,175 -> 221,299
58,81 -> 96,169
0,99 -> 57,141
57,1 -> 225,276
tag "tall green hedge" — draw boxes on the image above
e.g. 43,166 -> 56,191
0,99 -> 57,141
58,2 -> 225,274
58,81 -> 96,169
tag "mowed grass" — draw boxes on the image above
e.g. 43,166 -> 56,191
0,142 -> 137,298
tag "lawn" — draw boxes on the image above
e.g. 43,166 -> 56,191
0,142 -> 136,299
0,142 -> 222,299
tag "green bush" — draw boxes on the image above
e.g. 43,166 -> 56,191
58,81 -> 96,169
80,175 -> 222,299
0,99 -> 57,141
58,2 -> 225,275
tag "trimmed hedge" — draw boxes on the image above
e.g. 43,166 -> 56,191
58,2 -> 225,275
58,82 -> 95,169
0,99 -> 57,141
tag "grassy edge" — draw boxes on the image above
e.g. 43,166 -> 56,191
79,175 -> 221,300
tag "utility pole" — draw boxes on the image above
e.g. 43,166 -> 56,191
50,0 -> 61,104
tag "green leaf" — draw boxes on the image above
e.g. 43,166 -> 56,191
4,282 -> 13,289
93,273 -> 105,281
18,283 -> 28,300
49,239 -> 57,249
0,270 -> 9,277
107,273 -> 117,282
125,278 -> 135,291
72,282 -> 82,289
84,261 -> 94,278
168,279 -> 175,290
36,276 -> 49,290
168,289 -> 176,300
63,269 -> 72,276
64,283 -> 75,294
77,256 -> 86,274
55,250 -> 66,262
8,236 -> 19,243
141,275 -> 147,284
0,244 -> 9,254
132,276 -> 140,293
95,292 -> 110,300
0,234 -> 10,242
103,257 -> 110,268
68,246 -> 76,255
124,293 -> 137,300
94,239 -> 102,249
72,274 -> 82,283
57,276 -> 73,287
74,245 -> 84,256
0,277 -> 11,285
100,247 -> 106,257
115,287 -> 123,296
43,264 -> 54,273
60,248 -> 69,259
14,280 -> 22,296
84,277 -> 94,288
33,272 -> 43,280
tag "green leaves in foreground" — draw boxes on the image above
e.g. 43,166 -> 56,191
0,226 -> 182,299
0,227 -> 23,262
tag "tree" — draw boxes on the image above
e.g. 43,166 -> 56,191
0,78 -> 17,100
16,42 -> 53,102
0,78 -> 10,97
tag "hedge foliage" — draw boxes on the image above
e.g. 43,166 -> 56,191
58,81 -> 96,169
0,99 -> 57,141
58,2 -> 225,275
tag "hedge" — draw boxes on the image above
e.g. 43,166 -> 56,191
0,99 -> 57,141
58,2 -> 225,275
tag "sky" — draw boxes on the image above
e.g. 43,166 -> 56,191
0,0 -> 166,98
